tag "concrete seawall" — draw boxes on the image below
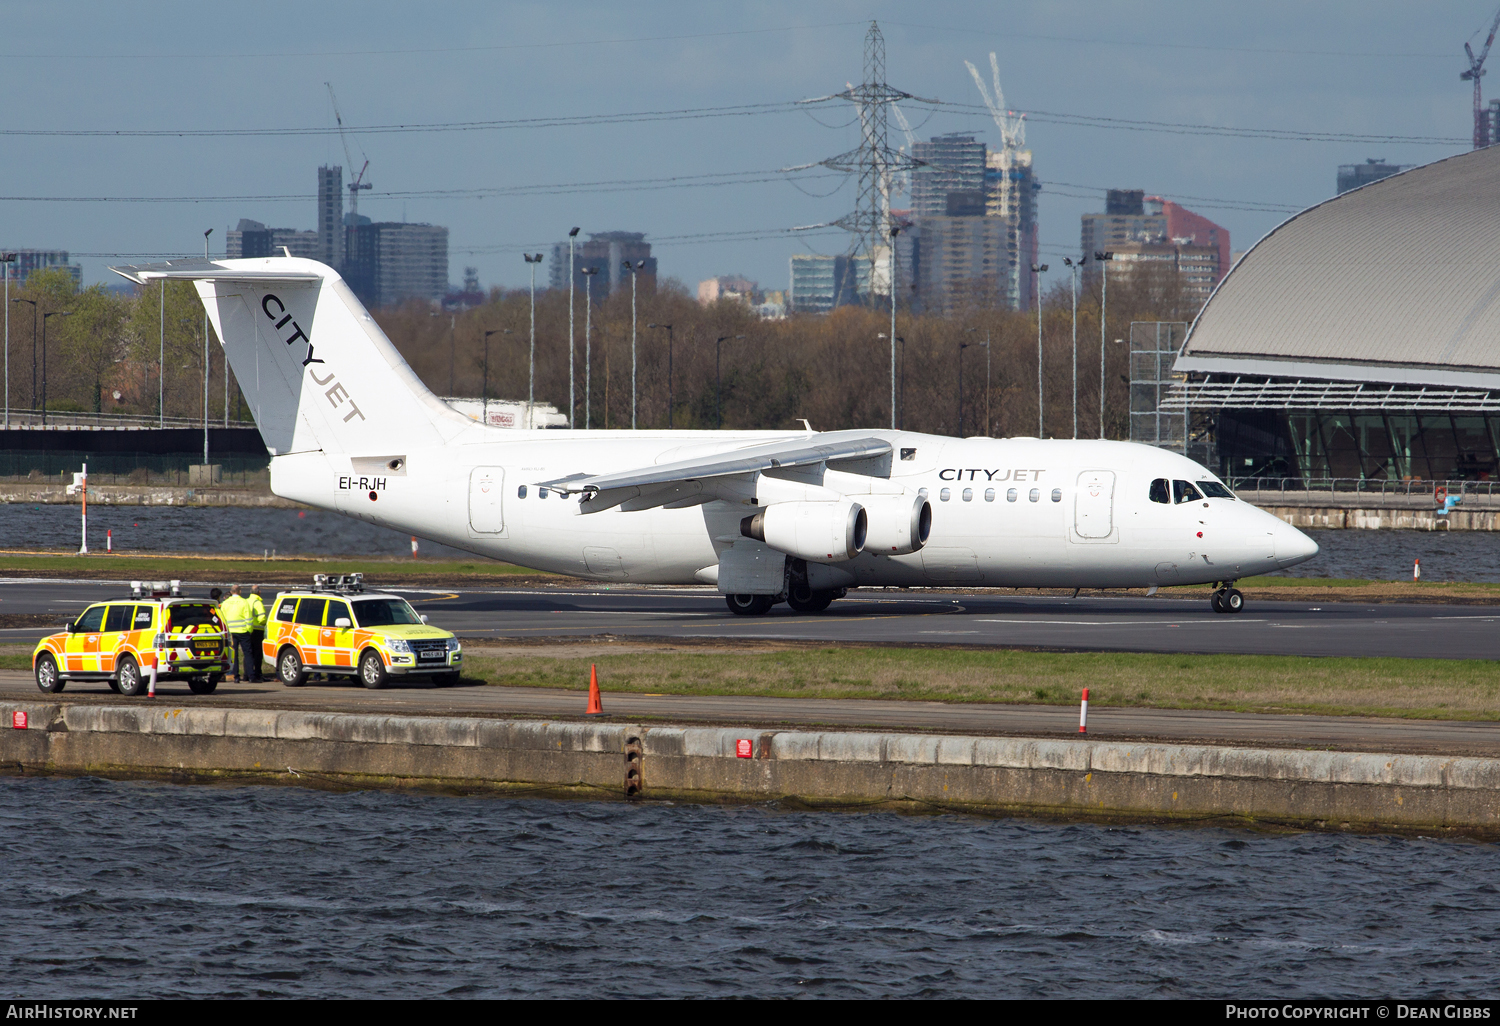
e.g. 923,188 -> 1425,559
1261,505 -> 1500,531
0,484 -> 294,507
5,701 -> 1497,835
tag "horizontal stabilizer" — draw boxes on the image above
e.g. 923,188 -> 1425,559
110,259 -> 323,284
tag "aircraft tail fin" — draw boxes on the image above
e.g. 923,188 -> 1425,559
111,257 -> 473,457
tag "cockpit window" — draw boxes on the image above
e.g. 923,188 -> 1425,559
1149,478 -> 1170,504
1172,480 -> 1203,504
1197,481 -> 1235,499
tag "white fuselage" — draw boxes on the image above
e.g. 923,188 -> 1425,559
270,428 -> 1317,589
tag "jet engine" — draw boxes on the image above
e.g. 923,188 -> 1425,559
859,493 -> 932,554
740,500 -> 867,562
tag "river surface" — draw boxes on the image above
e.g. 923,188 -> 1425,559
4,504 -> 1500,582
1,777 -> 1496,999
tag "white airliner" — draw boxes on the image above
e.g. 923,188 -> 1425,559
113,257 -> 1318,616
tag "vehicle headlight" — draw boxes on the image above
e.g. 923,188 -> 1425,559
446,638 -> 461,653
386,638 -> 412,654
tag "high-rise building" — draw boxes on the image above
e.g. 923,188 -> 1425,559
317,165 -> 345,267
910,134 -> 987,217
1081,190 -> 1229,297
2,250 -> 81,286
698,276 -> 759,305
226,219 -> 318,260
1336,158 -> 1412,195
550,231 -> 655,301
905,132 -> 1039,313
788,254 -> 861,314
344,222 -> 449,308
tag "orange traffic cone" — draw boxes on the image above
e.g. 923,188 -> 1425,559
586,664 -> 604,716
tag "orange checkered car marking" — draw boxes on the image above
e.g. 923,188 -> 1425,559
264,580 -> 459,690
31,590 -> 229,696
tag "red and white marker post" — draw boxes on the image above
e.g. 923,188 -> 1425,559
106,529 -> 112,554
1414,558 -> 1421,582
411,536 -> 419,559
1079,688 -> 1089,734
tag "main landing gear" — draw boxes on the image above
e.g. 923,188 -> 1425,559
1211,583 -> 1245,614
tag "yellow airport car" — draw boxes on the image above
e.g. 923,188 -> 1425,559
32,581 -> 230,696
264,574 -> 461,689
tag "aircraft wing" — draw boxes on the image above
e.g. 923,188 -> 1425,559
538,434 -> 892,514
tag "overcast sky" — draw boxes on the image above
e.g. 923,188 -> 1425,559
0,1 -> 1488,293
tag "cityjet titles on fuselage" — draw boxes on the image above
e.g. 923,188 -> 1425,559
261,293 -> 365,424
937,468 -> 1046,482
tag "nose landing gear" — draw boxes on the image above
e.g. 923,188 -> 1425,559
1211,584 -> 1245,614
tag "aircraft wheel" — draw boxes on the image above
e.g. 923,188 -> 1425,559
1210,590 -> 1227,614
1223,588 -> 1245,614
787,588 -> 835,613
725,594 -> 774,616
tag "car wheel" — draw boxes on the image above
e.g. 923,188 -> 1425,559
725,594 -> 774,616
34,653 -> 64,694
189,675 -> 219,695
116,655 -> 145,697
359,649 -> 388,690
277,647 -> 307,688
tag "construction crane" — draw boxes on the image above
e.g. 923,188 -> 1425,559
325,82 -> 372,216
1462,7 -> 1500,149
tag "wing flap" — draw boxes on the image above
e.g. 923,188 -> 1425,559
541,435 -> 892,502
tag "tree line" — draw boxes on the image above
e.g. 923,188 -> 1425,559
6,262 -> 1198,439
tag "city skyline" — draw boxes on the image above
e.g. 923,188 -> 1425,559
0,2 -> 1484,295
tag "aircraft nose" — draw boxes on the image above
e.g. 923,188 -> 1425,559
1272,520 -> 1319,567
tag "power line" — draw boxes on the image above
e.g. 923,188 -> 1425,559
0,167 -> 842,205
917,99 -> 1468,146
0,101 -> 822,139
0,22 -> 865,61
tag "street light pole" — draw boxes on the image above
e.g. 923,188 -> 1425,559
12,297 -> 34,422
581,266 -> 598,429
985,329 -> 992,437
482,329 -> 502,426
889,225 -> 900,430
523,253 -> 542,417
623,260 -> 643,429
896,336 -> 906,430
203,228 -> 213,464
1095,251 -> 1114,439
715,334 -> 745,429
567,227 -> 579,429
41,310 -> 71,428
649,323 -> 674,427
1064,255 -> 1088,439
1,253 -> 13,429
158,282 -> 164,427
1030,262 -> 1049,437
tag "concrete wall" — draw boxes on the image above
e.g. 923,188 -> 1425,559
1260,506 -> 1500,531
5,701 -> 1499,836
0,484 -> 294,507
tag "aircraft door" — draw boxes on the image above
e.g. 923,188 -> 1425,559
468,467 -> 505,534
1072,470 -> 1117,542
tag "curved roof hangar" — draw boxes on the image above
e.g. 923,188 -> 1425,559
1175,145 -> 1500,390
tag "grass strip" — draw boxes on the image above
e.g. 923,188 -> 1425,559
5,641 -> 1496,720
458,646 -> 1500,721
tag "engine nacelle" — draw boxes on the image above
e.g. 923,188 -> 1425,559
860,493 -> 932,554
740,500 -> 866,562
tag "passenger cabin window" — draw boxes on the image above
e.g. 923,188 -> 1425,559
1051,488 -> 1062,503
539,487 -> 549,499
917,487 -> 929,499
132,606 -> 154,629
75,605 -> 106,633
1149,478 -> 1170,504
1198,481 -> 1235,499
984,488 -> 995,502
962,488 -> 973,502
103,605 -> 133,632
276,599 -> 297,623
517,485 -> 527,499
1007,488 -> 1017,502
294,599 -> 328,626
940,487 -> 951,502
1029,488 -> 1040,503
1173,480 -> 1203,504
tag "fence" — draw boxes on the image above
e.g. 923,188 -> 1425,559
1228,476 -> 1500,504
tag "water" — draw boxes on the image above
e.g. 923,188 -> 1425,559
0,504 -> 473,560
2,777 -> 1496,999
6,505 -> 1500,581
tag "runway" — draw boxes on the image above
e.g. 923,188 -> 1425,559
3,579 -> 1497,661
